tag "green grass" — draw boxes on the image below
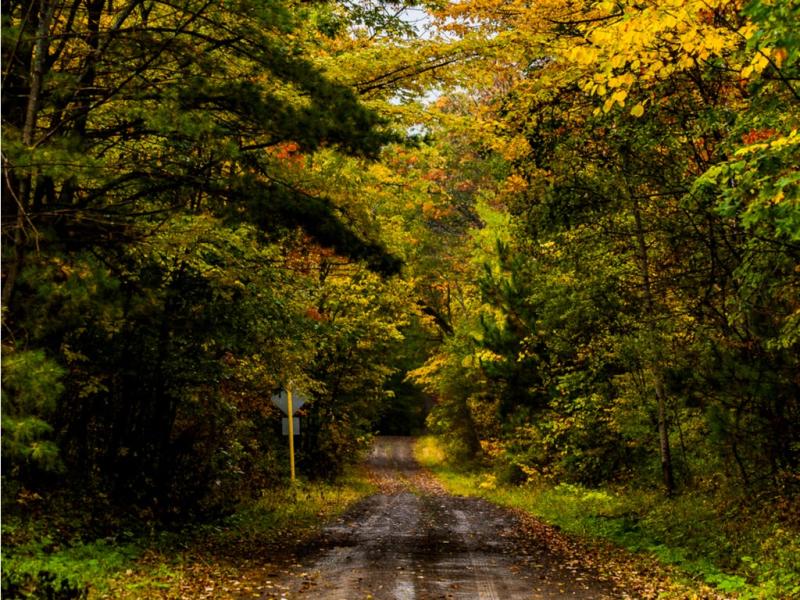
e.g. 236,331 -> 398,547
415,435 -> 800,599
202,470 -> 375,544
2,471 -> 375,599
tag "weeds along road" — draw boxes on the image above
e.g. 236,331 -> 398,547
257,437 -> 620,600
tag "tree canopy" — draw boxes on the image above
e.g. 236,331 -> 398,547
2,0 -> 798,564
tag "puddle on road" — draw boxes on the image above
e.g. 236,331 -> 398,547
392,575 -> 415,600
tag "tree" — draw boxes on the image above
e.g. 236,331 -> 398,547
1,0 -> 418,511
1,0 -> 400,309
409,0 -> 800,493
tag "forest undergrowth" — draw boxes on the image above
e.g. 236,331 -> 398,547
1,470 -> 374,599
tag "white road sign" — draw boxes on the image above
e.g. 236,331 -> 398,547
270,389 -> 307,415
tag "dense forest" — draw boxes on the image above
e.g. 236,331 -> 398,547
2,0 -> 799,597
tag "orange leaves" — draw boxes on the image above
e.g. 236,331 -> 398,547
422,200 -> 456,220
456,180 -> 476,192
283,240 -> 338,275
268,141 -> 305,168
421,167 -> 447,182
741,128 -> 778,145
773,47 -> 789,68
274,141 -> 300,158
305,307 -> 326,322
421,200 -> 436,215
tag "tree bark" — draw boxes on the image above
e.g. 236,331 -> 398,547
631,192 -> 675,495
2,0 -> 55,309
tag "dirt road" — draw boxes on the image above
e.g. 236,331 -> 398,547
259,437 -> 621,599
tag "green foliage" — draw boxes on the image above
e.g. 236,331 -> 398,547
405,0 -> 800,502
1,348 -> 65,414
2,213 -> 410,510
2,539 -> 137,600
1,347 -> 66,476
744,0 -> 800,77
1,0 -> 414,517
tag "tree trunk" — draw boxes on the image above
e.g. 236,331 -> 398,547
2,1 -> 55,309
631,192 -> 675,495
654,374 -> 675,494
457,395 -> 482,459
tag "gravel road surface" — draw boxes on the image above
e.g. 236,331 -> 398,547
258,437 -> 621,599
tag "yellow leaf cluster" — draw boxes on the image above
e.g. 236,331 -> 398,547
436,0 -> 773,125
502,173 -> 528,195
544,0 -> 747,114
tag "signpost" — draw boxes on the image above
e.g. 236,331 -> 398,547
270,386 -> 307,481
281,417 -> 300,436
270,389 -> 305,416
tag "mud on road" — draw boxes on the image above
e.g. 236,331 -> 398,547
258,437 -> 622,600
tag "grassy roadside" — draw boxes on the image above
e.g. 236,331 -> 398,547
2,469 -> 375,599
414,436 -> 800,600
